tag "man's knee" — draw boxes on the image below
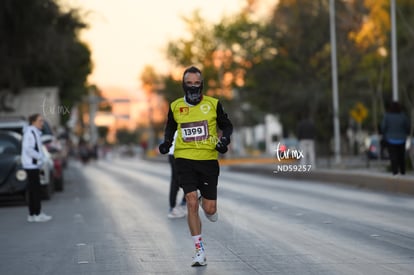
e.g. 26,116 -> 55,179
202,200 -> 216,215
185,192 -> 199,210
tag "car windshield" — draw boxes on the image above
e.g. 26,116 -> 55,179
0,135 -> 20,155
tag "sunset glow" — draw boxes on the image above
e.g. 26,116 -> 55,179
64,0 -> 246,91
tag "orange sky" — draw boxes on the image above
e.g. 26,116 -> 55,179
62,0 -> 250,94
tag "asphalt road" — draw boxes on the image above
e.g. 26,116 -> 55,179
1,157 -> 414,275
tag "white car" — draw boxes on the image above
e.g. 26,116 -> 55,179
0,117 -> 55,200
40,145 -> 55,200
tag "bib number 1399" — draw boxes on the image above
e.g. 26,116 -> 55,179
183,127 -> 203,136
181,121 -> 208,142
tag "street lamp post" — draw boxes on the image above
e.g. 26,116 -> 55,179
390,0 -> 399,101
330,0 -> 341,164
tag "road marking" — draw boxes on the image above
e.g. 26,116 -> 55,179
74,213 -> 84,224
76,243 -> 95,264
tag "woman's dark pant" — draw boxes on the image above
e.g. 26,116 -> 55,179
387,143 -> 406,175
26,169 -> 41,215
169,155 -> 185,209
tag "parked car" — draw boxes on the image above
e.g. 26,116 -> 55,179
0,116 -> 55,137
0,126 -> 55,200
0,131 -> 27,199
41,121 -> 69,169
40,145 -> 55,200
42,134 -> 64,191
0,116 -> 62,194
0,116 -> 28,134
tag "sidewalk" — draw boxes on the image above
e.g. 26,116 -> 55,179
225,156 -> 414,196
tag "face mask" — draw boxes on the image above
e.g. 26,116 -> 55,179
184,85 -> 202,105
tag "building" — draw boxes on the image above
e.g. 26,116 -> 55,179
95,86 -> 168,144
0,87 -> 60,129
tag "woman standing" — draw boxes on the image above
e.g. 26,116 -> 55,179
381,102 -> 410,175
22,113 -> 52,222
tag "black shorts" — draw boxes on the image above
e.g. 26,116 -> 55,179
175,158 -> 219,200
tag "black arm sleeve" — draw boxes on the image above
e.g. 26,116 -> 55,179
216,101 -> 233,140
163,108 -> 177,143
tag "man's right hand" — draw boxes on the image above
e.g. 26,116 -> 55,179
158,141 -> 172,154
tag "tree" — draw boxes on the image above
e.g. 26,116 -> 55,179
165,11 -> 220,95
345,0 -> 391,131
116,128 -> 138,145
163,10 -> 272,126
396,0 -> 414,113
97,126 -> 109,143
140,65 -> 161,95
248,0 -> 333,137
338,0 -> 414,131
0,0 -> 92,120
213,13 -> 277,126
158,0 -> 414,152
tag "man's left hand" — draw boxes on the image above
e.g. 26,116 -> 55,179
215,137 -> 230,154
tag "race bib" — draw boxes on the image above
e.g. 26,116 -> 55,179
181,120 -> 208,142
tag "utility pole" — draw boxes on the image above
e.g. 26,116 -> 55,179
390,0 -> 399,101
88,93 -> 99,146
330,0 -> 341,164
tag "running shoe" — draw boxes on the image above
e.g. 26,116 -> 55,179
205,212 -> 218,222
167,207 -> 185,219
191,249 -> 207,266
33,213 -> 52,222
179,204 -> 188,216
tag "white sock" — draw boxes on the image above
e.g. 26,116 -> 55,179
192,235 -> 204,251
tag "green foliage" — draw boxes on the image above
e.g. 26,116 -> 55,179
159,76 -> 183,104
97,126 -> 109,141
0,0 -> 91,118
246,0 -> 333,135
166,11 -> 216,68
397,0 -> 414,108
159,0 -> 414,150
116,128 -> 139,145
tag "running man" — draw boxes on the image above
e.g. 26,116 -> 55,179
159,66 -> 233,266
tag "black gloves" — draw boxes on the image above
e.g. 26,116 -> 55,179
158,141 -> 172,154
215,137 -> 230,154
160,137 -> 230,154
